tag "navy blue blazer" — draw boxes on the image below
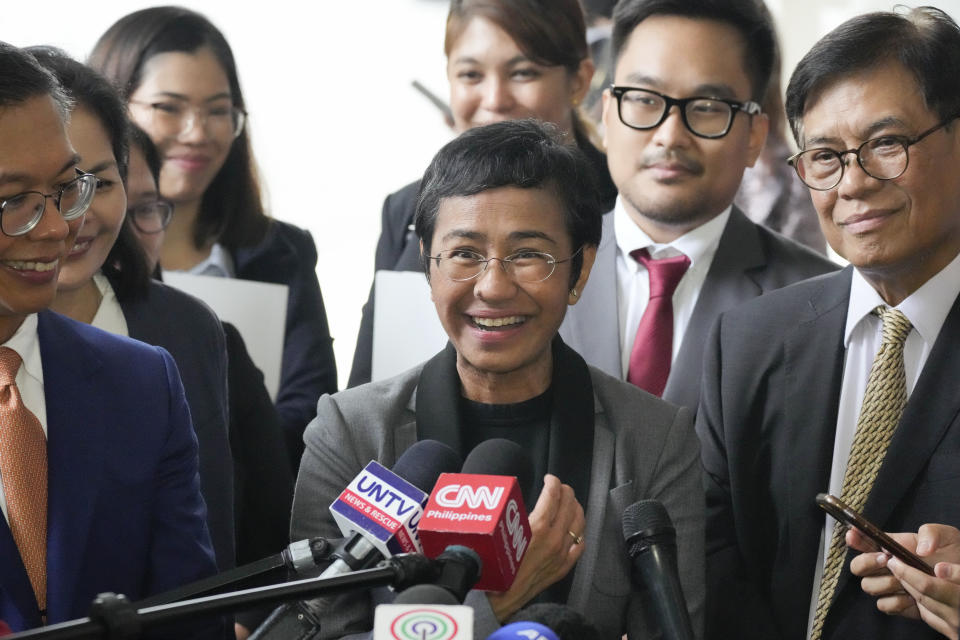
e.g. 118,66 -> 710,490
0,311 -> 219,632
233,220 -> 337,468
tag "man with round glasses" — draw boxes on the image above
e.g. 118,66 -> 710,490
697,6 -> 960,640
0,42 -> 221,634
560,0 -> 834,413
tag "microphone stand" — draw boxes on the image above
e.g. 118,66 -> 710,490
7,555 -> 437,640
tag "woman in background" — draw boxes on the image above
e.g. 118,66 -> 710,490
89,7 -> 337,469
348,0 -> 617,387
32,46 -> 236,570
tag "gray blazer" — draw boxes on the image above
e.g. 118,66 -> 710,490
560,206 -> 837,411
120,279 -> 235,570
290,342 -> 705,639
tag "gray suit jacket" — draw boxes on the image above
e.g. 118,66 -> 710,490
291,342 -> 705,639
560,206 -> 837,410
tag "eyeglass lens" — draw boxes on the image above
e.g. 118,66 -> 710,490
436,251 -> 557,282
618,89 -> 734,137
0,174 -> 96,236
130,200 -> 174,234
144,102 -> 244,138
795,139 -> 908,190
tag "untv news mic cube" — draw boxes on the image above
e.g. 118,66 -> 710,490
419,473 -> 531,591
330,460 -> 429,557
373,604 -> 473,640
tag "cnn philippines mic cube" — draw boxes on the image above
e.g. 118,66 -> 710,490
330,461 -> 429,558
419,474 -> 531,591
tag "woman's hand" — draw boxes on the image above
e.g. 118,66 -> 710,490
848,524 -> 960,639
486,474 -> 586,621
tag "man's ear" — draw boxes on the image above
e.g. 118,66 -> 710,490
746,112 -> 770,168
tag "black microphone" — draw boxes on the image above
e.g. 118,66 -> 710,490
622,500 -> 694,640
391,545 -> 482,605
461,438 -> 535,511
249,440 -> 462,640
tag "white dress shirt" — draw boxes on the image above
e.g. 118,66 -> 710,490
89,272 -> 129,337
614,197 -> 731,377
806,249 -> 960,634
0,314 -> 47,524
185,242 -> 235,278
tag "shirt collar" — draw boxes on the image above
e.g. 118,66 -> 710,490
613,196 -> 731,269
845,249 -> 960,347
2,313 -> 42,384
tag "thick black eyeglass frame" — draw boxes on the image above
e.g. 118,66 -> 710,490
786,114 -> 960,191
609,85 -> 762,139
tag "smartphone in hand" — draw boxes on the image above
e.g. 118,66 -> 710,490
816,493 -> 935,576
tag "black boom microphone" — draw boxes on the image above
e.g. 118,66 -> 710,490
622,500 -> 695,640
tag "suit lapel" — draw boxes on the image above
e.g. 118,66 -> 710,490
664,207 -> 765,409
559,212 -> 621,378
782,271 -> 851,606
37,311 -> 106,623
567,399 -> 612,610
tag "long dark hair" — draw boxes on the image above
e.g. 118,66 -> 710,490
29,47 -> 152,301
88,6 -> 269,253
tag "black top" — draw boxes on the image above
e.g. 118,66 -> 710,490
460,387 -> 552,502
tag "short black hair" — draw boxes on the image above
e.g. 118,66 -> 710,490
414,119 -> 603,288
28,47 -> 130,182
0,41 -> 71,117
610,0 -> 776,102
785,6 -> 960,145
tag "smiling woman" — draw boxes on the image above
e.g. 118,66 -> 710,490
89,7 -> 338,467
290,120 -> 705,639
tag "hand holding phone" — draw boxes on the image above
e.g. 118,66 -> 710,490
815,493 -> 935,576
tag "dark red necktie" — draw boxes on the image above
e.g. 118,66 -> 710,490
627,249 -> 690,396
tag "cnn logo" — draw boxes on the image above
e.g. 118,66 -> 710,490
435,484 -> 505,509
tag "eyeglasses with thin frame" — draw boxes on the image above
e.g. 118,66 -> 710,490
787,115 -> 959,191
427,247 -> 584,283
129,99 -> 247,139
609,85 -> 762,139
129,198 -> 175,234
0,170 -> 97,237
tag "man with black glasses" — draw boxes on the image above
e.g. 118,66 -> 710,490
0,42 -> 221,636
560,0 -> 834,411
697,6 -> 960,640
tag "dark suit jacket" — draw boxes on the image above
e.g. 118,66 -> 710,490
0,311 -> 219,633
293,339 -> 704,639
696,267 -> 960,640
347,140 -> 618,388
560,206 -> 838,411
233,219 -> 338,468
222,323 -> 293,565
121,278 -> 235,569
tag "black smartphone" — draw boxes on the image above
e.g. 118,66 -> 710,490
816,493 -> 935,575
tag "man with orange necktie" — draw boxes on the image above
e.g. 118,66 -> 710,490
560,0 -> 834,409
0,42 -> 220,636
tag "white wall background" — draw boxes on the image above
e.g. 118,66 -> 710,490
6,0 -> 960,387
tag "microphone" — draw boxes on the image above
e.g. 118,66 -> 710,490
324,439 -> 463,578
461,438 -> 535,511
622,500 -> 694,640
486,622 -> 559,640
419,440 -> 533,591
502,603 -> 601,640
249,440 -> 461,640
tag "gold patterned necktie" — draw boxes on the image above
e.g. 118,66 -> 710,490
0,346 -> 47,613
810,305 -> 913,640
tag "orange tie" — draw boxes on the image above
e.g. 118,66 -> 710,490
0,346 -> 47,613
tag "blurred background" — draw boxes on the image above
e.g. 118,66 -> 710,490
7,0 -> 960,385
